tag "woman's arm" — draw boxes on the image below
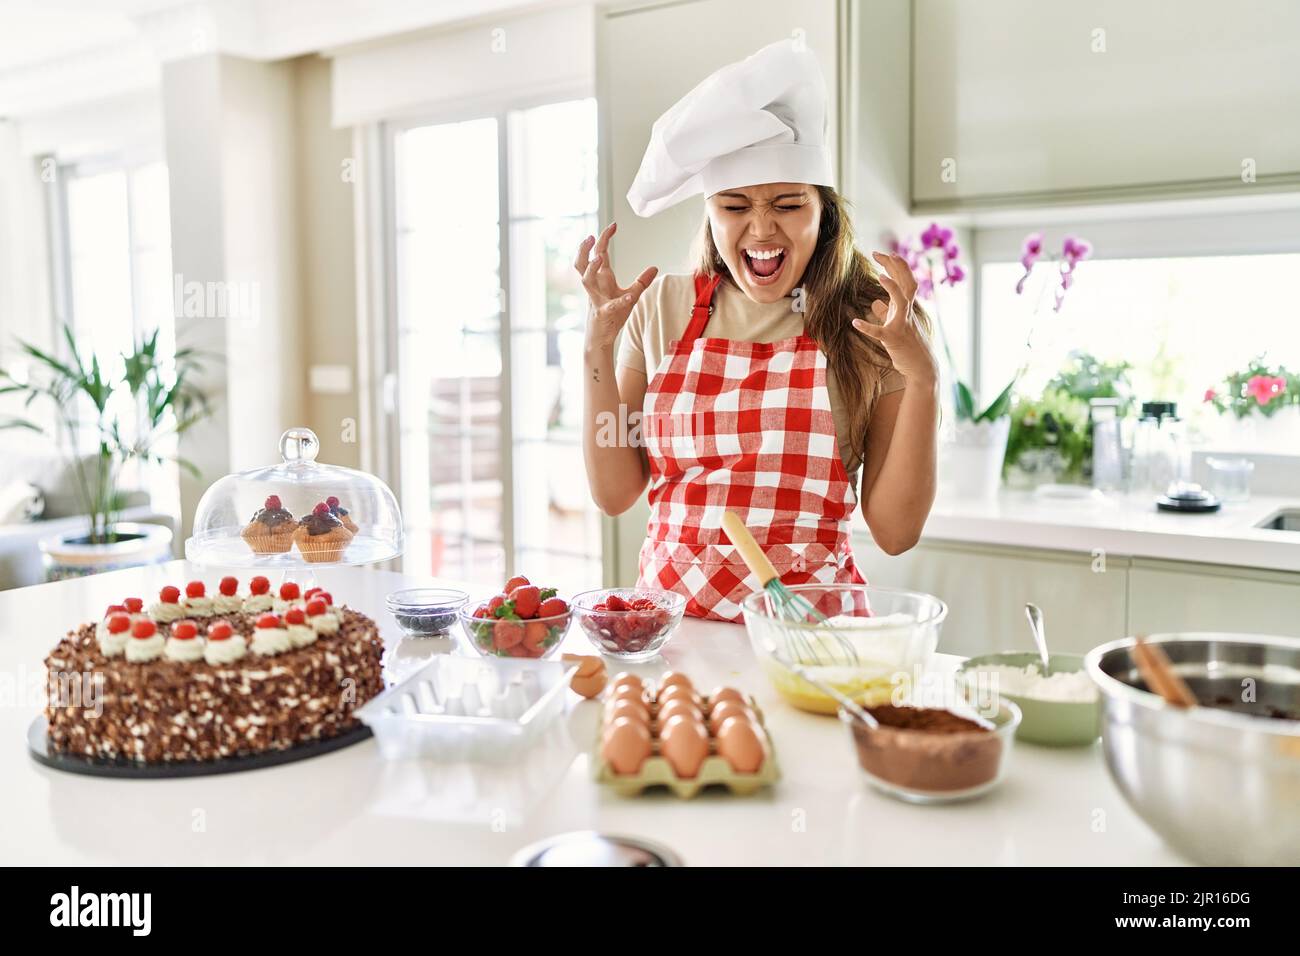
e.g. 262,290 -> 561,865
575,222 -> 658,516
858,377 -> 939,554
583,356 -> 650,515
852,251 -> 941,555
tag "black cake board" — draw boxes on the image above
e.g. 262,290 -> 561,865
27,716 -> 372,779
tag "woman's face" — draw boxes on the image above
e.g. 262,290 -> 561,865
705,182 -> 821,303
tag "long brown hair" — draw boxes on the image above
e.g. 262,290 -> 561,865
694,185 -> 931,465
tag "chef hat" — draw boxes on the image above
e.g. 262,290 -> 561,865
626,38 -> 833,218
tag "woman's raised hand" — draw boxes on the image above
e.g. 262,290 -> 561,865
576,222 -> 658,351
852,251 -> 939,385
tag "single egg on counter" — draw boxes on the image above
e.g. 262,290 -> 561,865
601,717 -> 653,775
658,714 -> 710,779
658,671 -> 693,693
563,653 -> 605,678
654,697 -> 705,732
655,682 -> 701,709
707,698 -> 757,735
605,696 -> 650,726
707,687 -> 746,711
610,672 -> 645,694
571,671 -> 608,699
715,715 -> 767,774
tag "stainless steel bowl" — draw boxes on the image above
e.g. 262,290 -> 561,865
1085,633 -> 1300,865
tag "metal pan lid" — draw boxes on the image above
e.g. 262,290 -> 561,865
510,831 -> 683,867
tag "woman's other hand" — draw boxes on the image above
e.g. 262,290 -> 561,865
852,251 -> 939,385
576,222 -> 658,352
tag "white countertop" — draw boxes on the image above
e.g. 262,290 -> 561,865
914,490 -> 1300,573
0,561 -> 1185,866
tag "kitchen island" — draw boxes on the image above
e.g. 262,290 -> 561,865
0,561 -> 1183,866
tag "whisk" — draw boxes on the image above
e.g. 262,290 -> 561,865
721,511 -> 860,666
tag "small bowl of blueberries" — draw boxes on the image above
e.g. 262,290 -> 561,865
385,588 -> 469,638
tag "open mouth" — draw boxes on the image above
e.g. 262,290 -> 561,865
742,247 -> 787,285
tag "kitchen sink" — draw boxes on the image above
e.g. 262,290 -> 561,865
1256,508 -> 1300,531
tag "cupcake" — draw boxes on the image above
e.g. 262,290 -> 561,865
326,495 -> 358,534
240,494 -> 296,554
293,501 -> 353,563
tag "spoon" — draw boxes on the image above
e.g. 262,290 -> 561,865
1131,635 -> 1198,708
764,642 -> 878,728
1024,603 -> 1051,676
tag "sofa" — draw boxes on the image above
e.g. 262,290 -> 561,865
0,438 -> 177,590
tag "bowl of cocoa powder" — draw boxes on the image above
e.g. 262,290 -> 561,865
840,700 -> 1021,804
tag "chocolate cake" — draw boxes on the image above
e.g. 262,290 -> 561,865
44,578 -> 385,764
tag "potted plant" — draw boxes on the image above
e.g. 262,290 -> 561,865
1004,350 -> 1134,486
891,226 -> 1092,497
0,325 -> 212,580
1203,356 -> 1300,452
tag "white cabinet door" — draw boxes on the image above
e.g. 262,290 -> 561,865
855,536 -> 1129,658
1127,560 -> 1300,638
912,0 -> 1300,207
597,0 -> 841,585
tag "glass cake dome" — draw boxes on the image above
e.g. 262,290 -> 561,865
186,427 -> 403,568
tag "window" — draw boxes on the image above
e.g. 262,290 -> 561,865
390,98 -> 600,592
57,159 -> 178,514
977,252 -> 1300,440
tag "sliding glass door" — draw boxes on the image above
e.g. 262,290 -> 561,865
390,98 -> 600,592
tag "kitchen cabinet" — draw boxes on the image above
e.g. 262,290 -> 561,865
912,0 -> 1300,209
1127,560 -> 1300,639
855,536 -> 1129,657
596,0 -> 842,586
859,535 -> 1300,658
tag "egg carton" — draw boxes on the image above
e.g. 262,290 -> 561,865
593,699 -> 781,799
357,655 -> 577,763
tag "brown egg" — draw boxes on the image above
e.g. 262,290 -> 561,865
715,715 -> 767,774
605,696 -> 650,726
563,653 -> 605,679
608,682 -> 648,707
601,717 -> 652,775
658,714 -> 710,779
708,698 -> 757,735
658,671 -> 693,693
610,672 -> 645,693
655,683 -> 701,709
654,697 -> 704,732
707,687 -> 746,711
570,670 -> 608,700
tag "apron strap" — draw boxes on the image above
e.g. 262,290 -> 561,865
682,272 -> 724,342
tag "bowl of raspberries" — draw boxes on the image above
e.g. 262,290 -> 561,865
459,575 -> 571,660
571,587 -> 686,662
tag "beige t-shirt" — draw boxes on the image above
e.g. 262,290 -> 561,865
616,272 -> 907,485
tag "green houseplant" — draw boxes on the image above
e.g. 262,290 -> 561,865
0,325 -> 211,576
1004,351 -> 1134,485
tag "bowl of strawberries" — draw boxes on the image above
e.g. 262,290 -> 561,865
571,587 -> 686,662
459,575 -> 572,660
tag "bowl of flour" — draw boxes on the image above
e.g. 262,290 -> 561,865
958,652 -> 1100,747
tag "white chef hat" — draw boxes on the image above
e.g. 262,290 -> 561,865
626,38 -> 834,218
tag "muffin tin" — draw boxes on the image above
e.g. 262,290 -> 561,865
593,682 -> 781,798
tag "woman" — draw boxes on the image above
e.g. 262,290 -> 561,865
579,39 -> 938,623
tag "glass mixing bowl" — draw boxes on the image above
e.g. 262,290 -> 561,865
740,584 -> 947,715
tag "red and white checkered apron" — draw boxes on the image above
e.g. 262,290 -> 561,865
636,272 -> 866,623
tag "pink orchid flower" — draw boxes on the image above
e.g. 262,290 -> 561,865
1203,388 -> 1218,403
